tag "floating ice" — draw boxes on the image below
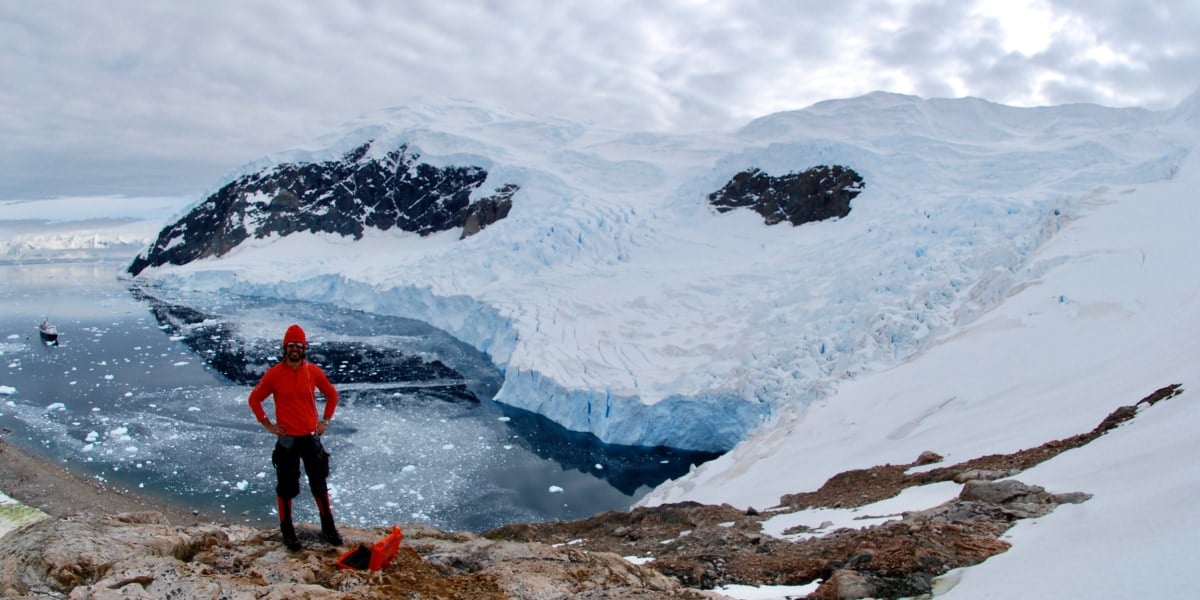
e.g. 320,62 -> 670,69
549,485 -> 564,493
45,402 -> 65,412
0,385 -> 16,395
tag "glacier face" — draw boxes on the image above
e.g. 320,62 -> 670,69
133,93 -> 1197,452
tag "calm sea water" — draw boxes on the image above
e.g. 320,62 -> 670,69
0,260 -> 715,532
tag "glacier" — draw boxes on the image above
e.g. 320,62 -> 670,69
131,92 -> 1199,452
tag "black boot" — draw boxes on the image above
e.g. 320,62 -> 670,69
278,497 -> 302,551
280,521 -> 302,552
320,512 -> 342,546
315,494 -> 342,546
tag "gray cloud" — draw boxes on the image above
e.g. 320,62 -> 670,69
1,0 -> 1197,200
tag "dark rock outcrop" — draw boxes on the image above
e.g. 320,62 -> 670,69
460,183 -> 517,239
708,165 -> 864,226
127,144 -> 519,276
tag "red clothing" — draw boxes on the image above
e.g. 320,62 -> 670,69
248,360 -> 339,436
283,324 -> 307,348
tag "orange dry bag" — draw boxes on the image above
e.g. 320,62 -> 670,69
336,525 -> 404,571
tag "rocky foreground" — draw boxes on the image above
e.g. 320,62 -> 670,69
0,385 -> 1180,599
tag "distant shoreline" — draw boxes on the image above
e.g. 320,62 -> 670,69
0,436 -> 222,527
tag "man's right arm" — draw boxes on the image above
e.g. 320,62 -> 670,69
248,371 -> 282,435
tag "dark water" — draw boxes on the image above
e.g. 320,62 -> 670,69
0,260 -> 716,532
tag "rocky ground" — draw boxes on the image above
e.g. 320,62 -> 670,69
0,384 -> 1181,599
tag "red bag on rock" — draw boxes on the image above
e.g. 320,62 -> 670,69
336,525 -> 404,571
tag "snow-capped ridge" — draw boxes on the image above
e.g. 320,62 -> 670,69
740,90 -> 1158,145
1168,84 -> 1200,126
131,92 -> 1197,454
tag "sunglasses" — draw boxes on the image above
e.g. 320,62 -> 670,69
285,342 -> 306,349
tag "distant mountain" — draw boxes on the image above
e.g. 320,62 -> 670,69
129,144 -> 863,277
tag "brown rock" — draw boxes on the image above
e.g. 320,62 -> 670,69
813,568 -> 874,600
0,513 -> 709,600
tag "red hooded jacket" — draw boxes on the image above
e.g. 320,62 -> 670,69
248,324 -> 339,436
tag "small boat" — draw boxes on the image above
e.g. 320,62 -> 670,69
39,320 -> 59,346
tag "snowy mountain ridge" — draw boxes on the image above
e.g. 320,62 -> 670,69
130,91 -> 1197,454
0,196 -> 191,262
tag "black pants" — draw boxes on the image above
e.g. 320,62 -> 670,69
271,434 -> 331,500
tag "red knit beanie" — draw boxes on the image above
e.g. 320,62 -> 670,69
283,324 -> 307,349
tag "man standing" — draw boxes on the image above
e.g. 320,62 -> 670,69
248,323 -> 343,551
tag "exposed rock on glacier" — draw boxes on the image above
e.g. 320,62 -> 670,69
708,164 -> 864,225
127,143 -> 518,276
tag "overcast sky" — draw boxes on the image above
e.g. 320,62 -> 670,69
2,0 -> 1197,201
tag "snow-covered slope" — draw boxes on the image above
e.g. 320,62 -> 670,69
132,93 -> 1196,455
647,127 -> 1200,600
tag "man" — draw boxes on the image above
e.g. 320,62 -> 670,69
248,323 -> 343,551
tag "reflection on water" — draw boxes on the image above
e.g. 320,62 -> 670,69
0,261 -> 719,532
134,288 -> 482,400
